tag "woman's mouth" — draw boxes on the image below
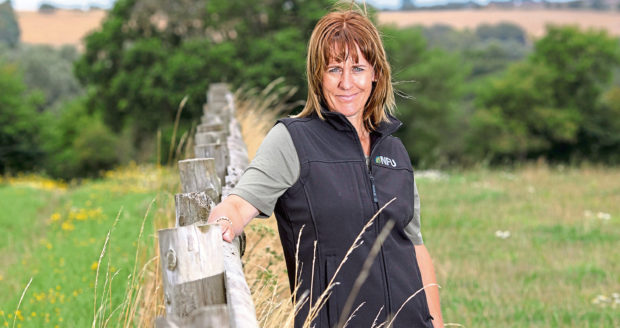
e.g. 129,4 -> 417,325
337,93 -> 358,101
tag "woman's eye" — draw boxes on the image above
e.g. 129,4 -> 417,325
328,67 -> 342,74
353,66 -> 364,73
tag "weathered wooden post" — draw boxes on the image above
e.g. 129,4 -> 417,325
195,131 -> 227,146
158,224 -> 228,320
178,158 -> 221,200
194,143 -> 229,184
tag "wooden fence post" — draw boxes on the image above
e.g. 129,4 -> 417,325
178,158 -> 221,200
194,143 -> 229,184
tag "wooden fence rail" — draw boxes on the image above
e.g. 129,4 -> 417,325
156,84 -> 258,328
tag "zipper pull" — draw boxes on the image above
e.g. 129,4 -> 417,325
369,175 -> 379,204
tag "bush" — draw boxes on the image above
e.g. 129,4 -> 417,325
41,98 -> 122,179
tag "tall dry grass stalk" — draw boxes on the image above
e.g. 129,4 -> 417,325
12,277 -> 33,328
167,95 -> 189,165
234,78 -> 303,158
92,178 -> 175,327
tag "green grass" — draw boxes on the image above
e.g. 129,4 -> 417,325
0,167 -> 176,327
418,165 -> 620,327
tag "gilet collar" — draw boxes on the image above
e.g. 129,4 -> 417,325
318,106 -> 402,137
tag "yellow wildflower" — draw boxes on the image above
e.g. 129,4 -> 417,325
45,243 -> 52,250
91,262 -> 98,271
61,222 -> 74,231
75,210 -> 87,221
30,312 -> 36,317
50,213 -> 61,222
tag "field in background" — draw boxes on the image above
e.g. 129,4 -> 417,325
15,9 -> 620,47
16,10 -> 107,48
378,10 -> 620,38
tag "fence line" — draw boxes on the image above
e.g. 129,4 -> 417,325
156,84 -> 257,328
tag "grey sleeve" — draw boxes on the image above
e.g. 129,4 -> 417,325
404,178 -> 424,245
230,123 -> 300,217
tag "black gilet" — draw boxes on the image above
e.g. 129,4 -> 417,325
274,110 -> 433,328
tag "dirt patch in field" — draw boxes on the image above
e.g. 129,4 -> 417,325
17,10 -> 107,48
378,9 -> 620,38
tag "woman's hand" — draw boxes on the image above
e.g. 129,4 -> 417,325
207,195 -> 259,243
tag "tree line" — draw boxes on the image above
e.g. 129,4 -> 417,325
1,0 -> 619,178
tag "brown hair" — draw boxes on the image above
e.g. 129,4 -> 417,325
295,8 -> 395,131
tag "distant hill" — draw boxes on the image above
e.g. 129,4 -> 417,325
15,9 -> 620,49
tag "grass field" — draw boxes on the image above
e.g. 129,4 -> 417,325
1,130 -> 618,326
0,165 -> 177,327
417,165 -> 620,327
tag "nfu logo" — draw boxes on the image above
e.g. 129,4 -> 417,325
375,156 -> 397,167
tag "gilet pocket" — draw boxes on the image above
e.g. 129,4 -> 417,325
325,255 -> 340,327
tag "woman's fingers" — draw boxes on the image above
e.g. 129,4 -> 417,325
221,222 -> 235,243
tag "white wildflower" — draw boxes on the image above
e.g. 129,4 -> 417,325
596,212 -> 611,220
495,230 -> 511,239
584,210 -> 593,218
415,170 -> 446,181
592,295 -> 610,305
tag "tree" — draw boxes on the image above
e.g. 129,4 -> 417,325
401,0 -> 416,10
0,61 -> 42,173
475,23 -> 527,45
383,26 -> 469,167
38,3 -> 57,13
0,0 -> 20,47
7,45 -> 83,110
469,25 -> 620,163
76,0 -> 335,148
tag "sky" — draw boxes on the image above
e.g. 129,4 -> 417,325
11,0 -> 404,11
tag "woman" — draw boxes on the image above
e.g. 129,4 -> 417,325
208,8 -> 443,328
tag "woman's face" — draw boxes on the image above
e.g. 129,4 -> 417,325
322,45 -> 375,123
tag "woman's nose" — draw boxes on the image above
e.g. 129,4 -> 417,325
338,70 -> 353,90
